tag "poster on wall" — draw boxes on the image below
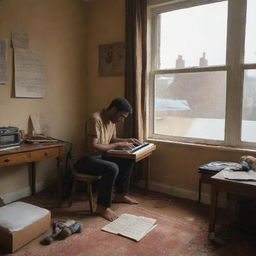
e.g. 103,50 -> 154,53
14,48 -> 45,98
98,42 -> 125,77
0,40 -> 7,84
12,32 -> 29,49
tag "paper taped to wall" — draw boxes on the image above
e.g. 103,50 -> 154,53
0,40 -> 7,84
14,48 -> 45,98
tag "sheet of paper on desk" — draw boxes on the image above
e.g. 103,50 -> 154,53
29,114 -> 49,135
223,170 -> 256,181
101,213 -> 157,241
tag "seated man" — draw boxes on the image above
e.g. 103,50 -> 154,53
75,98 -> 141,221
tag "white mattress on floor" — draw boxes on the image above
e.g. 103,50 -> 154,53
0,202 -> 50,232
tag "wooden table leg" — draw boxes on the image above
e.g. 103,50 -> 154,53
198,175 -> 202,203
143,156 -> 150,195
29,162 -> 36,196
57,146 -> 65,204
209,184 -> 218,233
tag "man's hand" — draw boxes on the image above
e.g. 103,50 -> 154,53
127,138 -> 142,146
116,142 -> 135,149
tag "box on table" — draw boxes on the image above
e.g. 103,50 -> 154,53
0,202 -> 51,252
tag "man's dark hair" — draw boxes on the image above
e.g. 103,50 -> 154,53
107,98 -> 133,114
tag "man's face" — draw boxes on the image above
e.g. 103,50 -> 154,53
111,109 -> 129,123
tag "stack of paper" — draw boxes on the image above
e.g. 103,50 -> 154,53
101,213 -> 157,242
223,170 -> 256,181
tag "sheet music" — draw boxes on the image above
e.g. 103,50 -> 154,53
102,213 -> 156,241
0,40 -> 7,84
223,170 -> 256,181
12,32 -> 29,49
120,216 -> 157,241
14,48 -> 45,98
102,213 -> 133,234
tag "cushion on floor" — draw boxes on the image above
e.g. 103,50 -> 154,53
0,201 -> 51,252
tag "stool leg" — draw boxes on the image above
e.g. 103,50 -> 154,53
69,180 -> 77,207
87,181 -> 94,215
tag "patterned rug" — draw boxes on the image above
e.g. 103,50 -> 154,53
0,204 -> 213,256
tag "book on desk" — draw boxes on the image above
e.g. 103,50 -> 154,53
25,135 -> 59,144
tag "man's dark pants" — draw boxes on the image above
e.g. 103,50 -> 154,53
74,155 -> 134,208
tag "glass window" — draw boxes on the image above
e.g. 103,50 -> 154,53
244,0 -> 256,64
154,72 -> 226,140
159,1 -> 228,69
148,0 -> 256,148
242,70 -> 256,143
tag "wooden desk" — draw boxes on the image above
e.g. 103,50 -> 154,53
107,144 -> 156,192
0,143 -> 65,198
209,170 -> 256,233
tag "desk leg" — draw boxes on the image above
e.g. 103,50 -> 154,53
143,156 -> 150,195
29,162 -> 36,196
209,184 -> 218,233
57,147 -> 65,203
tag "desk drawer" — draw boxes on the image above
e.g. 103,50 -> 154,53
31,148 -> 59,161
0,153 -> 30,167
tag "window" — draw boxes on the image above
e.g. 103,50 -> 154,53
242,0 -> 256,143
147,0 -> 256,148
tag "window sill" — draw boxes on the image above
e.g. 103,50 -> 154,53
147,137 -> 256,154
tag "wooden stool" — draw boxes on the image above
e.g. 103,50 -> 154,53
69,173 -> 101,214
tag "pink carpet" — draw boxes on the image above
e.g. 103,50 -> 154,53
2,205 -> 211,256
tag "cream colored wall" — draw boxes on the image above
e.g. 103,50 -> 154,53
87,0 -> 256,202
86,0 -> 125,115
0,0 -> 88,199
150,142 -> 255,194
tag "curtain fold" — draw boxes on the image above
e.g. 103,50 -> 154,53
125,0 -> 147,141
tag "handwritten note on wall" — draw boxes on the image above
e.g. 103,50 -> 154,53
12,32 -> 29,49
0,40 -> 7,84
14,48 -> 45,98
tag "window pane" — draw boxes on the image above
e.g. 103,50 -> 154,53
159,1 -> 227,69
244,0 -> 256,64
154,71 -> 226,140
241,70 -> 256,142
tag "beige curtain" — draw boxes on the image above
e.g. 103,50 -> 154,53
125,0 -> 147,142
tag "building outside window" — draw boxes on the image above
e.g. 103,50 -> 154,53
147,0 -> 256,148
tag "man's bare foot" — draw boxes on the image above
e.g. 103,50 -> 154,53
112,194 -> 138,204
95,205 -> 118,221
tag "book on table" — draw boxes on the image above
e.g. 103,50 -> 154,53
25,134 -> 58,143
101,213 -> 157,242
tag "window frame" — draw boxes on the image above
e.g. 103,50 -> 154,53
147,0 -> 256,149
